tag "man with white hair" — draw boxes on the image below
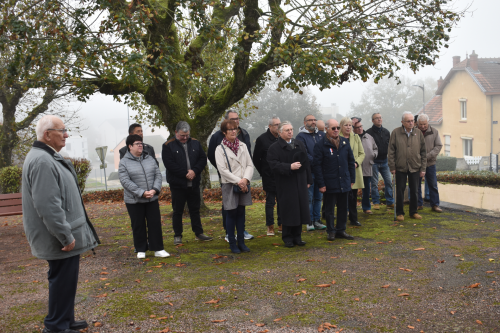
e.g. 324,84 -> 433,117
22,115 -> 100,333
253,116 -> 282,235
388,112 -> 427,221
417,114 -> 443,212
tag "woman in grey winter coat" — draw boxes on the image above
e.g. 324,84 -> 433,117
119,134 -> 169,259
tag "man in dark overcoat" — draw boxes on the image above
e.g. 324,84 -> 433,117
253,116 -> 281,236
267,121 -> 312,247
313,119 -> 356,241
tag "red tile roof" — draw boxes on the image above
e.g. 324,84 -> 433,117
417,95 -> 442,125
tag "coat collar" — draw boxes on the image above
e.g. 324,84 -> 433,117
33,141 -> 65,160
266,128 -> 279,141
278,137 -> 297,150
322,135 -> 348,149
422,125 -> 434,137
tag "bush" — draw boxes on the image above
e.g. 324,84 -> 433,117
437,170 -> 500,188
436,156 -> 457,172
108,171 -> 119,181
0,166 -> 23,194
68,158 -> 92,193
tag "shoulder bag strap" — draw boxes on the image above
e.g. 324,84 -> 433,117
220,145 -> 232,173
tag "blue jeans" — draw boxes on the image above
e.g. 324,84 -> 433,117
424,179 -> 430,200
308,174 -> 323,223
371,161 -> 394,205
418,164 -> 440,207
362,176 -> 372,211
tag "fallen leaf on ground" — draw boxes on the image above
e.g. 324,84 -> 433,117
274,318 -> 282,322
256,323 -> 265,327
211,319 -> 226,323
204,299 -> 219,304
94,322 -> 102,327
159,328 -> 170,333
293,292 -> 301,296
219,286 -> 224,290
100,272 -> 109,275
381,285 -> 390,288
407,325 -> 414,329
152,265 -> 162,268
297,278 -> 307,282
150,315 -> 156,318
175,263 -> 186,267
93,293 -> 107,298
486,271 -> 494,274
157,317 -> 168,320
168,302 -> 173,306
315,284 -> 331,288
301,290 -> 307,294
331,280 -> 336,284
437,260 -> 445,263
453,254 -> 461,257
231,272 -> 239,275
398,293 -> 410,296
100,278 -> 108,281
450,311 -> 456,315
146,270 -> 153,273
276,292 -> 282,295
258,330 -> 269,333
354,298 -> 360,301
489,259 -> 495,262
476,320 -> 482,325
135,279 -> 141,283
468,283 -> 480,288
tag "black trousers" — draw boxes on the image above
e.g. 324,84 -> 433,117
348,189 -> 358,223
323,192 -> 348,233
396,170 -> 420,216
282,225 -> 302,244
171,187 -> 204,237
126,200 -> 164,252
225,205 -> 246,244
265,191 -> 281,226
45,255 -> 80,331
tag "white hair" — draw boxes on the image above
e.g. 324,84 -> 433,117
417,114 -> 429,123
36,115 -> 61,140
268,116 -> 280,126
402,111 -> 414,121
279,121 -> 293,133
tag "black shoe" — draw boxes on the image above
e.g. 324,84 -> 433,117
70,320 -> 88,330
284,242 -> 295,248
336,231 -> 354,240
43,328 -> 81,333
196,233 -> 213,241
238,241 -> 250,252
327,232 -> 335,241
229,242 -> 241,254
350,221 -> 362,227
293,240 -> 306,246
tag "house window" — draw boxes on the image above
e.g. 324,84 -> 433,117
460,99 -> 467,120
462,138 -> 473,156
444,135 -> 451,156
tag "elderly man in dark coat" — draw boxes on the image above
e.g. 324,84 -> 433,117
253,116 -> 281,236
267,121 -> 312,247
313,119 -> 356,241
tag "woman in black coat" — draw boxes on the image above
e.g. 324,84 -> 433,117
267,121 -> 312,247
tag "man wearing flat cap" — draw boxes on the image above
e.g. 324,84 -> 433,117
267,121 -> 312,247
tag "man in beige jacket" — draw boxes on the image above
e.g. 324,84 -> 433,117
388,112 -> 427,221
417,114 -> 443,212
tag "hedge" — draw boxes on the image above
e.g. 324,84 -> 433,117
435,156 -> 457,172
436,170 -> 500,188
68,158 -> 92,193
0,166 -> 23,194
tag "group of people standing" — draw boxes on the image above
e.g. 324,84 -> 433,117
21,111 -> 444,333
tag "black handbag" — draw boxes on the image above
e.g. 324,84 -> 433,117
221,145 -> 251,193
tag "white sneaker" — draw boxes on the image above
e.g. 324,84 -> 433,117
155,250 -> 170,258
224,234 -> 229,242
137,252 -> 146,259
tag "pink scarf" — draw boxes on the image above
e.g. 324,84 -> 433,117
222,137 -> 240,156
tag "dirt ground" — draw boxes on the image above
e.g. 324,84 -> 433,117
1,201 -> 499,333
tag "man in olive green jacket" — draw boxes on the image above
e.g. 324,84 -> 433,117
22,115 -> 99,333
388,112 -> 427,221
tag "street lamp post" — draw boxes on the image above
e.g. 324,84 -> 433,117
413,84 -> 425,114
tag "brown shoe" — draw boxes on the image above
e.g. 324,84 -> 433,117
386,204 -> 394,209
397,215 -> 404,221
432,206 -> 442,213
363,210 -> 373,214
278,225 -> 283,233
373,204 -> 380,210
267,225 -> 275,236
417,206 -> 423,210
411,213 -> 422,220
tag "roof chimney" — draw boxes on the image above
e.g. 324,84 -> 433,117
437,76 -> 444,91
453,56 -> 461,67
469,50 -> 479,71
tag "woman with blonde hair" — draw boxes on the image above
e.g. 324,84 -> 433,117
339,117 -> 365,226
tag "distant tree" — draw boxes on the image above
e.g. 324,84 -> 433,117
347,76 -> 438,132
240,77 -> 320,148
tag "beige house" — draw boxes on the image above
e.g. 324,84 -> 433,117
419,51 -> 500,158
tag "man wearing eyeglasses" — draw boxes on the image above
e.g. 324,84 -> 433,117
366,113 -> 394,210
119,123 -> 159,166
22,115 -> 99,333
296,114 -> 327,231
388,112 -> 427,222
253,116 -> 282,236
313,119 -> 356,241
207,110 -> 254,241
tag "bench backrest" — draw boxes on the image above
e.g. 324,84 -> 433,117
0,193 -> 23,217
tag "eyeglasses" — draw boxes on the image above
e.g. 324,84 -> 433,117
226,128 -> 238,132
331,127 -> 341,130
373,117 -> 382,120
229,117 -> 239,121
133,142 -> 144,146
47,128 -> 68,134
178,134 -> 189,138
404,120 -> 414,123
306,119 -> 317,122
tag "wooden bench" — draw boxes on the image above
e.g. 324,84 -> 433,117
0,193 -> 22,217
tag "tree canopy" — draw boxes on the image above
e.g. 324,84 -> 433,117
1,0 -> 462,145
